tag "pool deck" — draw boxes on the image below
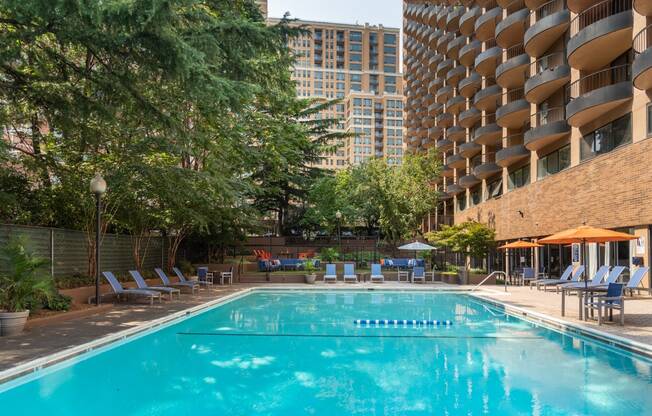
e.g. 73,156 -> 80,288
0,282 -> 651,372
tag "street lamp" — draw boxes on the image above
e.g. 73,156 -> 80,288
90,173 -> 107,306
335,210 -> 342,254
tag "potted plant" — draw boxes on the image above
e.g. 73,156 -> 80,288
0,238 -> 54,336
304,261 -> 317,284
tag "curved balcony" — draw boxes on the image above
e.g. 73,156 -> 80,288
525,0 -> 550,8
474,84 -> 502,111
448,155 -> 467,171
474,121 -> 503,145
437,112 -> 455,128
566,64 -> 633,127
496,44 -> 530,89
447,36 -> 467,60
437,58 -> 455,77
496,88 -> 530,129
524,107 -> 571,151
496,144 -> 530,167
423,94 -> 436,106
475,42 -> 502,77
428,102 -> 443,117
446,95 -> 466,115
459,72 -> 482,98
525,53 -> 571,103
422,116 -> 436,129
460,6 -> 482,36
447,184 -> 466,195
524,0 -> 570,58
567,0 -> 633,71
447,125 -> 467,142
459,174 -> 482,189
436,138 -> 454,152
633,25 -> 652,90
634,0 -> 652,15
459,142 -> 482,158
428,53 -> 444,72
459,107 -> 482,128
474,161 -> 503,179
446,6 -> 465,32
474,5 -> 503,42
442,165 -> 455,177
439,191 -> 453,201
421,137 -> 434,149
429,126 -> 444,140
446,65 -> 467,87
436,85 -> 455,104
459,40 -> 483,67
437,7 -> 450,29
495,2 -> 530,48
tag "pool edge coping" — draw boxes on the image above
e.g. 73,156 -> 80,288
1,285 -> 650,386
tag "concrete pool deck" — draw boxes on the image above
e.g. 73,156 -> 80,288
0,283 -> 651,372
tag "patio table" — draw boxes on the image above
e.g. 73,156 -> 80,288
561,286 -> 607,320
397,270 -> 410,283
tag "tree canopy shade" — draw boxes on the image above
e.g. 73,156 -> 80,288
0,0 -> 342,271
425,221 -> 496,270
303,152 -> 442,245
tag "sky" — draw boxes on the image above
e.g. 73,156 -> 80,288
268,0 -> 403,29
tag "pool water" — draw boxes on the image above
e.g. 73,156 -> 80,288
1,291 -> 651,415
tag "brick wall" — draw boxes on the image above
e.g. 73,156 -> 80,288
456,138 -> 652,240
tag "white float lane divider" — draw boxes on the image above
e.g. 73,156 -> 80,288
354,319 -> 453,326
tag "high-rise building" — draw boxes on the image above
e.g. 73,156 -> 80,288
256,0 -> 268,18
269,18 -> 405,168
404,0 -> 652,285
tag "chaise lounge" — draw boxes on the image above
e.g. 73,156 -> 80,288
101,271 -> 162,305
129,270 -> 181,300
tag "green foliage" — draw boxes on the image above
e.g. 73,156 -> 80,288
0,237 -> 55,312
319,247 -> 340,262
303,261 -> 317,274
44,293 -> 72,312
426,221 -> 496,260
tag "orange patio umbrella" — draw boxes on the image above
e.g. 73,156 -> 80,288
498,240 -> 543,282
539,225 -> 637,288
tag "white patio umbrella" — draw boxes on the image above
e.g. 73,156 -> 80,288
398,241 -> 437,265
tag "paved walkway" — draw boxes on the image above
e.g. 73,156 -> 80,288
1,283 -> 650,372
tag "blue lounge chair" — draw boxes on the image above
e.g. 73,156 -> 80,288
623,266 -> 649,295
344,263 -> 358,283
172,267 -> 210,288
532,265 -> 574,290
603,266 -> 627,285
542,266 -> 585,292
370,264 -> 384,283
412,266 -> 425,284
521,267 -> 536,285
101,271 -> 161,305
196,267 -> 214,286
560,265 -> 610,290
129,270 -> 181,300
584,283 -> 625,325
324,264 -> 337,283
155,268 -> 199,294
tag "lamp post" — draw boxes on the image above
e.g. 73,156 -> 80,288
90,173 -> 107,306
335,210 -> 342,255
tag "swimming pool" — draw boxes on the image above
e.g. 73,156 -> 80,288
1,290 -> 651,415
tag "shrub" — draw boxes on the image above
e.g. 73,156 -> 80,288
320,247 -> 339,262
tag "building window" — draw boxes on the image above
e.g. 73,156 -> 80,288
470,186 -> 481,206
457,195 -> 467,211
384,33 -> 397,44
486,178 -> 502,201
350,31 -> 362,42
537,144 -> 570,179
580,113 -> 632,161
508,165 -> 530,190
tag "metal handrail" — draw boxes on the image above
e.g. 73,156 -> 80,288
506,43 -> 526,59
529,51 -> 567,75
529,106 -> 566,127
567,64 -> 631,99
502,87 -> 525,102
505,0 -> 525,14
531,0 -> 565,20
570,0 -> 632,37
471,271 -> 508,292
633,24 -> 652,55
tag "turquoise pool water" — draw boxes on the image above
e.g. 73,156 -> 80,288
1,290 -> 651,415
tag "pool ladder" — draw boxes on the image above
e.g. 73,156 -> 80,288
471,271 -> 508,292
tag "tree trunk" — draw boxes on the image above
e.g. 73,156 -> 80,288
166,230 -> 187,272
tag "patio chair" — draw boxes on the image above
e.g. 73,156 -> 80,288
412,266 -> 425,284
623,266 -> 650,295
324,264 -> 337,283
370,264 -> 384,283
560,265 -> 610,291
343,263 -> 358,283
532,265 -> 574,290
129,270 -> 181,300
220,266 -> 234,285
521,267 -> 536,286
197,267 -> 215,286
172,267 -> 211,288
539,265 -> 585,291
155,268 -> 199,294
584,283 -> 625,325
101,271 -> 162,305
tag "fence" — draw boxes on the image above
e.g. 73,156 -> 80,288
0,224 -> 168,277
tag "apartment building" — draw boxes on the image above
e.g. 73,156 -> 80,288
268,18 -> 406,168
256,0 -> 268,18
404,0 -> 652,284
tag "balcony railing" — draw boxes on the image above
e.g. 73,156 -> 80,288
481,112 -> 497,125
567,64 -> 632,98
533,0 -> 565,20
633,24 -> 652,54
485,38 -> 498,49
506,43 -> 526,59
506,0 -> 525,14
570,0 -> 632,37
529,106 -> 565,127
503,87 -> 525,103
530,52 -> 567,75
